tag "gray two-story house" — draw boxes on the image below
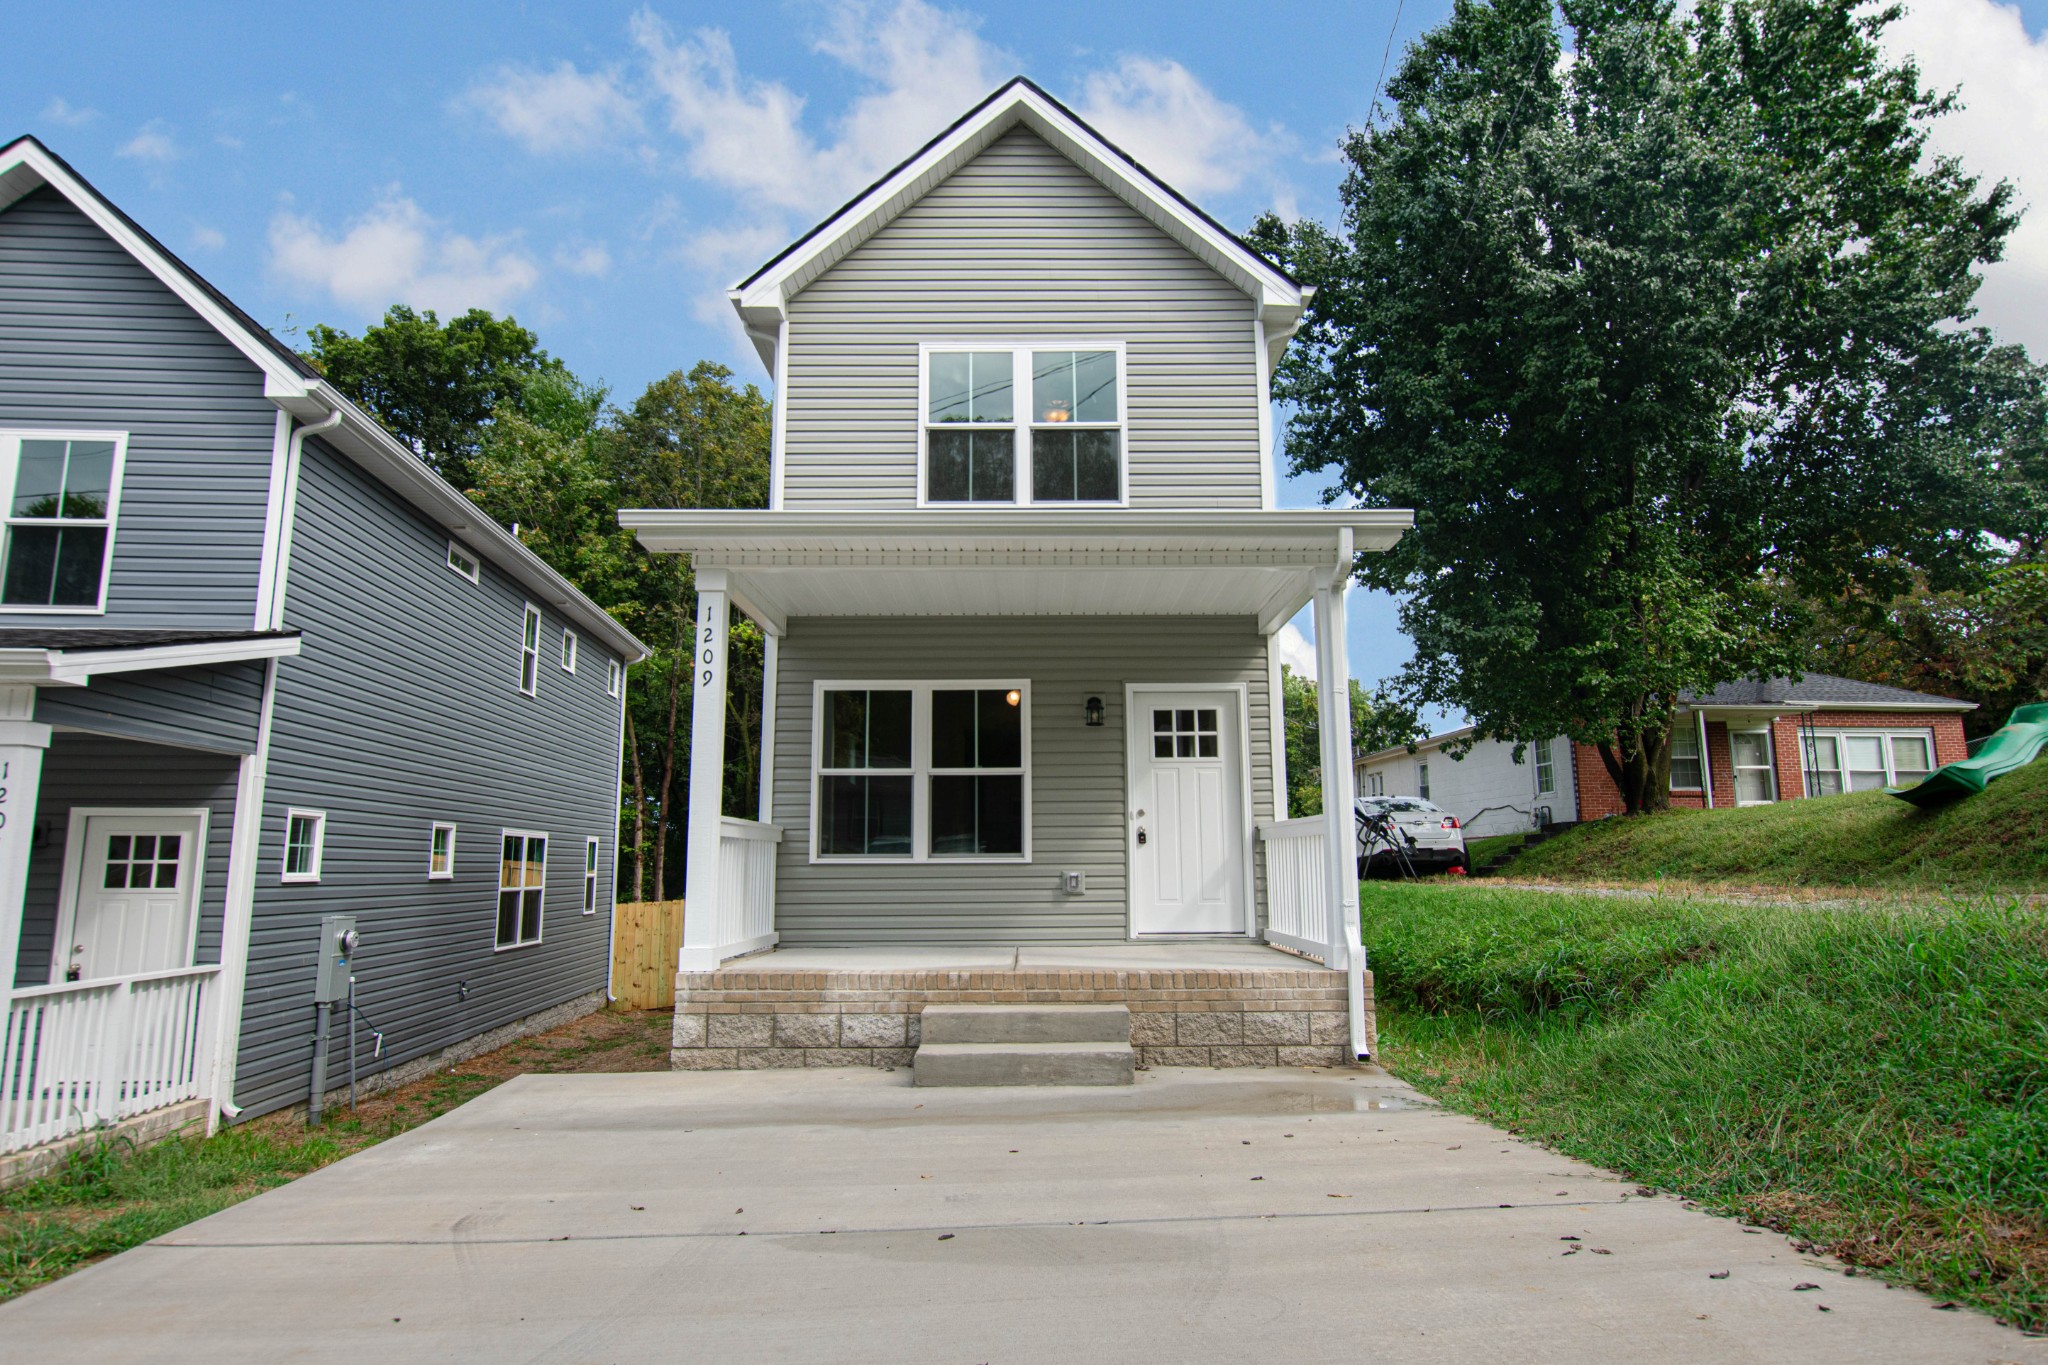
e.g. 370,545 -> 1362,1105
624,79 -> 1410,1071
0,135 -> 645,1163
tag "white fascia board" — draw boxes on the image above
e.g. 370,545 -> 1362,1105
0,635 -> 304,687
1777,698 -> 1978,712
301,385 -> 650,665
0,141 -> 314,399
623,506 -> 1412,550
728,81 -> 1305,355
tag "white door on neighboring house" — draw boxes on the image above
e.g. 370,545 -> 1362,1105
58,811 -> 205,983
1731,732 -> 1777,806
1129,690 -> 1247,936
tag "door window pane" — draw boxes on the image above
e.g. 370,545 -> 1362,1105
1152,706 -> 1220,760
928,351 -> 1013,424
927,430 -> 1014,502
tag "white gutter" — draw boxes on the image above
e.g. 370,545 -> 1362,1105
266,410 -> 343,630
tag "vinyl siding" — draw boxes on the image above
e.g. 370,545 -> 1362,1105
770,615 -> 1273,943
34,659 -> 265,754
13,732 -> 238,988
231,435 -> 623,1119
781,129 -> 1264,511
0,187 -> 274,628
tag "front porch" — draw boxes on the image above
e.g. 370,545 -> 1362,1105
671,942 -> 1372,1070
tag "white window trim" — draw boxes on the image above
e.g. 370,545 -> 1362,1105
914,341 -> 1130,508
583,836 -> 600,915
0,428 -> 130,616
808,679 -> 1033,865
519,602 -> 541,697
445,540 -> 480,584
606,657 -> 621,697
281,808 -> 327,883
1731,728 -> 1777,806
1801,726 -> 1938,794
1417,761 -> 1431,802
561,628 -> 579,674
1534,737 -> 1558,795
429,821 -> 457,880
495,827 -> 548,951
1667,727 -> 1704,792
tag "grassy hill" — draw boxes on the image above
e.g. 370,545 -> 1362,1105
1501,756 -> 2047,891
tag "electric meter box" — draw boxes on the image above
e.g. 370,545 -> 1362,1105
315,914 -> 358,1004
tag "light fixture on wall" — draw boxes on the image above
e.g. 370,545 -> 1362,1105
1005,689 -> 1021,707
1085,696 -> 1104,727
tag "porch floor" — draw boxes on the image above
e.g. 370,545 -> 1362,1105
714,941 -> 1328,974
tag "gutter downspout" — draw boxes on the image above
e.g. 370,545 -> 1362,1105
267,410 -> 343,631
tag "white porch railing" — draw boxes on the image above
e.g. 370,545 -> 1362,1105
1,964 -> 220,1155
712,818 -> 783,963
1259,818 -> 1331,962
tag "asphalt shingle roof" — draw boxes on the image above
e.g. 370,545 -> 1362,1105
1681,672 -> 1974,710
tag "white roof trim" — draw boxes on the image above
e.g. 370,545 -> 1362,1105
0,634 -> 303,687
728,79 -> 1308,371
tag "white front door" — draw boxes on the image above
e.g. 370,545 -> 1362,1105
60,813 -> 204,983
1129,690 -> 1247,936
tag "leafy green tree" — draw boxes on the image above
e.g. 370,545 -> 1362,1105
1280,668 -> 1409,817
1256,0 -> 2046,815
1803,564 -> 2048,739
304,306 -> 562,487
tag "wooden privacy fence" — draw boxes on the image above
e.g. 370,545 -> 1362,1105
611,900 -> 685,1009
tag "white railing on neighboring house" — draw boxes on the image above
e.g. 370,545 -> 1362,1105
713,818 -> 783,962
1259,818 -> 1331,963
1,965 -> 220,1155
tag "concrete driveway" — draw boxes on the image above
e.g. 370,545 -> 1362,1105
3,1067 -> 2040,1364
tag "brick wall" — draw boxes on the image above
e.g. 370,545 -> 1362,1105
1771,718 -> 1806,801
671,966 -> 1368,1070
1706,722 -> 1735,808
1574,742 -> 1623,820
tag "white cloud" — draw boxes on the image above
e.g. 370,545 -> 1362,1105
554,242 -> 612,277
40,97 -> 97,128
116,120 -> 180,163
630,1 -> 1004,215
1275,622 -> 1317,680
1074,57 -> 1286,199
267,193 -> 540,317
1884,0 -> 2048,356
461,61 -> 640,154
191,225 -> 227,251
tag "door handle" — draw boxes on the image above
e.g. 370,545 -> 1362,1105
1136,827 -> 1147,846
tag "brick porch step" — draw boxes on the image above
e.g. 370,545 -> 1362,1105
913,1004 -> 1135,1086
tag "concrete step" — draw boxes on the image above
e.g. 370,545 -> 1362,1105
913,1041 -> 1136,1087
919,1003 -> 1131,1045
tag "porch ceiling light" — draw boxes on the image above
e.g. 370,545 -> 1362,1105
1085,695 -> 1104,727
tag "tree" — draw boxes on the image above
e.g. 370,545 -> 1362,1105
1802,563 -> 2048,739
304,306 -> 562,487
1256,0 -> 2046,815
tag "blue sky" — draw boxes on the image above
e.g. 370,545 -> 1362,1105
7,0 -> 2047,723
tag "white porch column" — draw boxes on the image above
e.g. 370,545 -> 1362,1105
1312,545 -> 1360,973
0,685 -> 52,1024
757,632 -> 778,824
678,569 -> 730,973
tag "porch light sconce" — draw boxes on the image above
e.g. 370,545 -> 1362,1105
1085,695 -> 1105,727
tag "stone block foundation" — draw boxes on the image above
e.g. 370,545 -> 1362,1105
672,965 -> 1373,1069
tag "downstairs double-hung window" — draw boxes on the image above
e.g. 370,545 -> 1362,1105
814,683 -> 1030,861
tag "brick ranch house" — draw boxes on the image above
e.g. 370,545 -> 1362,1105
1356,673 -> 1974,835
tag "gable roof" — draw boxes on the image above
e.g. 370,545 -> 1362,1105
728,77 -> 1310,373
0,135 -> 645,663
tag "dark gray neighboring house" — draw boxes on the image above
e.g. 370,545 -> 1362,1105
0,135 -> 645,1159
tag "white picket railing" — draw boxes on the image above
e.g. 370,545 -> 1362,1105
714,818 -> 783,962
1,965 -> 219,1155
1260,818 -> 1331,963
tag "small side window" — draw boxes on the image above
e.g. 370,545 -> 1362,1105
606,658 -> 621,697
282,809 -> 326,883
429,822 -> 457,879
583,837 -> 600,914
561,629 -> 578,673
519,603 -> 541,696
446,541 -> 480,583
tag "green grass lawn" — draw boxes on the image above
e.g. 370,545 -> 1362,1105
0,1007 -> 674,1303
1501,755 -> 2047,891
1363,881 -> 2048,1331
1463,832 -> 1529,869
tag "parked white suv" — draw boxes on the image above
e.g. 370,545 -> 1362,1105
1355,796 -> 1467,877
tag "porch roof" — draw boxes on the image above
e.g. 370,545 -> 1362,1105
620,507 -> 1413,634
0,629 -> 301,687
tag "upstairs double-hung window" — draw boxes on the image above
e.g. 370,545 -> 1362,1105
922,345 -> 1123,505
0,432 -> 125,611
